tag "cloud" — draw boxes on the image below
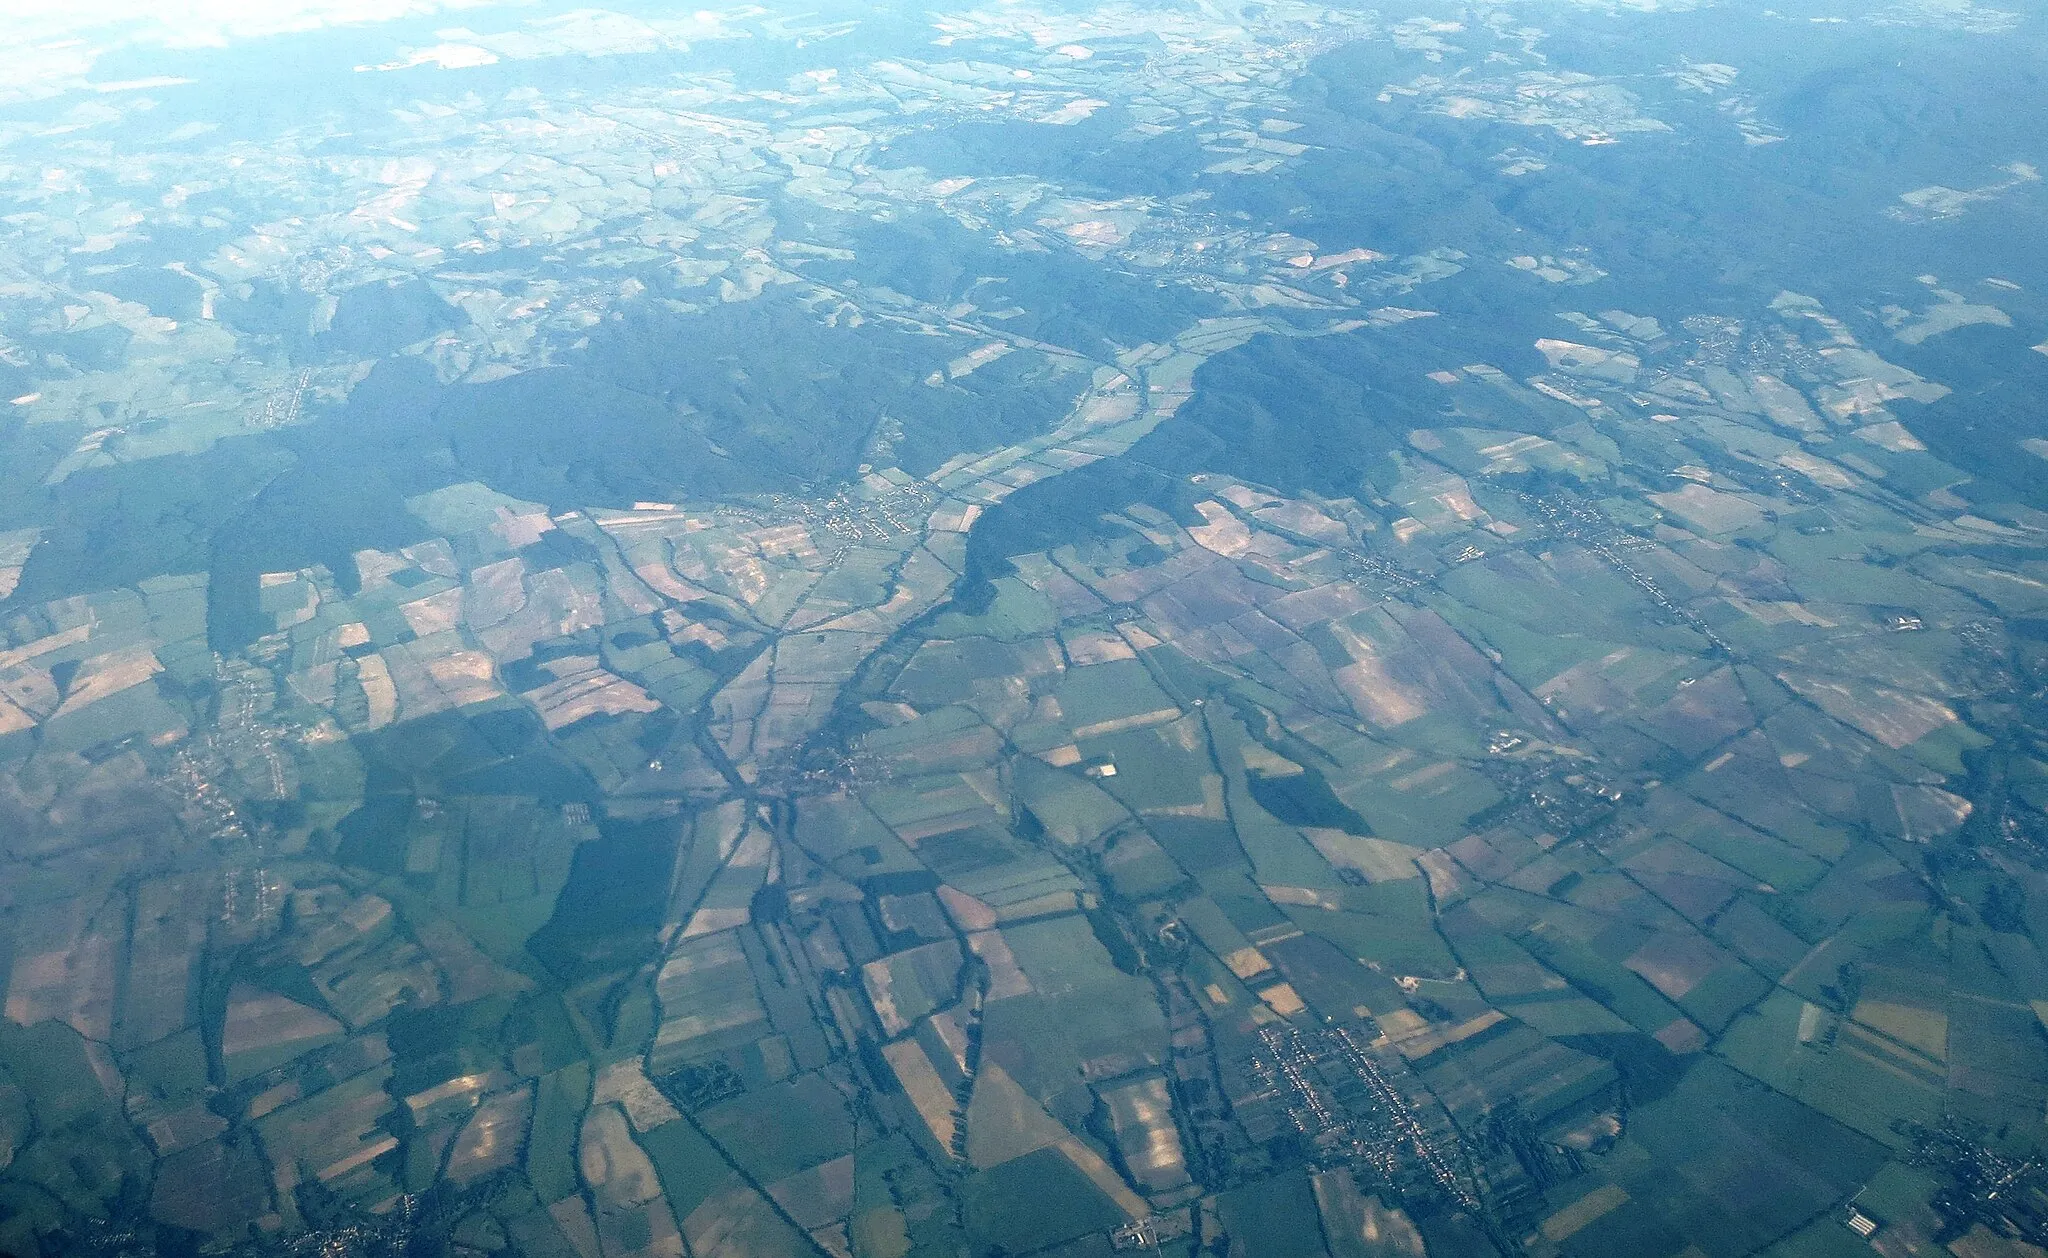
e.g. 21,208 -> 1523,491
0,0 -> 526,102
0,1 -> 751,105
8,0 -> 513,45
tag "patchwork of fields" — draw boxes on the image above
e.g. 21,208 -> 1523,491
3,0 -> 2048,1256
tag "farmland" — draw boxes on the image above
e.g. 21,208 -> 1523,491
2,0 -> 2048,1256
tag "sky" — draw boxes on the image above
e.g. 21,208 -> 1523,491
0,0 -> 539,103
4,0 -> 507,44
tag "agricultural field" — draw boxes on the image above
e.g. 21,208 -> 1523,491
2,0 -> 2048,1256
